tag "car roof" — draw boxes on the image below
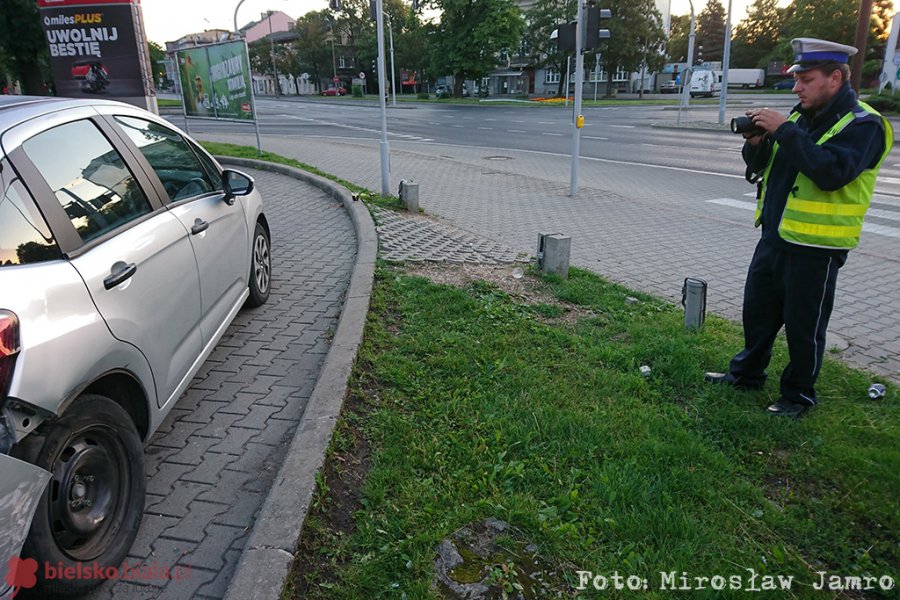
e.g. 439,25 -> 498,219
0,96 -> 139,135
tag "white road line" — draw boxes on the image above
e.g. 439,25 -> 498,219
484,118 -> 497,121
451,124 -> 465,128
743,192 -> 757,197
478,127 -> 493,130
538,121 -> 554,124
542,132 -> 563,136
642,143 -> 661,147
508,129 -> 526,133
610,125 -> 636,128
878,176 -> 900,185
583,136 -> 609,140
707,198 -> 900,238
707,198 -> 755,211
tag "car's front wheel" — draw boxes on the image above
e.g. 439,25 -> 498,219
246,221 -> 271,307
12,394 -> 145,596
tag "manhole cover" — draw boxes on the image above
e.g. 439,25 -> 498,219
483,155 -> 513,161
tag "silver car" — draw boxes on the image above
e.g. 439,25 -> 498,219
0,96 -> 271,596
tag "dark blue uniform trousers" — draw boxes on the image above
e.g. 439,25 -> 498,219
728,239 -> 846,405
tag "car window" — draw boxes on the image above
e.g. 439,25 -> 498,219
0,174 -> 60,267
113,116 -> 220,201
22,119 -> 153,244
186,140 -> 223,191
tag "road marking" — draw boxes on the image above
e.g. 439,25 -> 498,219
707,198 -> 755,211
707,198 -> 900,238
512,120 -> 525,123
610,124 -> 635,128
743,192 -> 757,197
478,127 -> 493,130
451,124 -> 465,128
583,136 -> 609,140
537,121 -> 554,124
485,118 -> 497,121
878,176 -> 900,185
542,132 -> 563,136
508,129 -> 526,133
642,143 -> 661,147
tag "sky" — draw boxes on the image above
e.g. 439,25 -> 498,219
140,0 -> 772,47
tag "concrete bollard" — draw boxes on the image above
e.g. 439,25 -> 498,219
682,277 -> 707,330
536,232 -> 571,278
399,180 -> 419,213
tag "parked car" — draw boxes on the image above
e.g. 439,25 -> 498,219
320,86 -> 347,96
772,79 -> 795,90
0,96 -> 271,596
660,80 -> 679,93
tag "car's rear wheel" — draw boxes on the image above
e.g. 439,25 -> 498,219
12,394 -> 144,596
246,221 -> 271,307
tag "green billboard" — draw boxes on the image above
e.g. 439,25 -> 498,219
177,40 -> 254,121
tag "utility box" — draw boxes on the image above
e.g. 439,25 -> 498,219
682,277 -> 707,330
536,232 -> 571,278
399,180 -> 419,213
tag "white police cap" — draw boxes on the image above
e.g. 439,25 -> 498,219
787,38 -> 858,73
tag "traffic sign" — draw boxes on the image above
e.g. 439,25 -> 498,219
359,71 -> 366,79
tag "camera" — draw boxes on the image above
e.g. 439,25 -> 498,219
731,116 -> 765,136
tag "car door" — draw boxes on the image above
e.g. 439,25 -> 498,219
108,114 -> 250,345
8,112 -> 203,409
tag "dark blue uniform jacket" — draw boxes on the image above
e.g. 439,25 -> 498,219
742,82 -> 885,256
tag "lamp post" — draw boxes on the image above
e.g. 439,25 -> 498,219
375,0 -> 391,196
264,11 -> 280,97
233,0 -> 248,33
385,12 -> 397,107
676,0 -> 695,123
717,0 -> 733,125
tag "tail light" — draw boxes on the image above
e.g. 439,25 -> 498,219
0,311 -> 20,400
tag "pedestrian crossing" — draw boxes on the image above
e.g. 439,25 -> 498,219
706,197 -> 900,239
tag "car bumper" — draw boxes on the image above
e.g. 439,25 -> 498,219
0,454 -> 51,599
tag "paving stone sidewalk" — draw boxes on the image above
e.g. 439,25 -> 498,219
84,167 -> 356,600
202,133 -> 900,382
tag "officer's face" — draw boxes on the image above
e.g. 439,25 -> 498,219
792,68 -> 842,111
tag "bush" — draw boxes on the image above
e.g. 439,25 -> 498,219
352,84 -> 364,98
864,93 -> 900,114
417,92 -> 429,100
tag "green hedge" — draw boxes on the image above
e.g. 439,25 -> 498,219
352,84 -> 364,98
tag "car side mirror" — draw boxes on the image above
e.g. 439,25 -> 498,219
222,169 -> 254,204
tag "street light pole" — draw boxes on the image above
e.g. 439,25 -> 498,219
233,0 -> 248,33
569,0 -> 584,196
676,0 -> 695,124
375,0 -> 391,196
266,11 -> 280,97
717,0 -> 733,125
385,12 -> 397,107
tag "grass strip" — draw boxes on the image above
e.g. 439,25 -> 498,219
287,264 -> 897,599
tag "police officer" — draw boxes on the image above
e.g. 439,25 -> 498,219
705,38 -> 894,418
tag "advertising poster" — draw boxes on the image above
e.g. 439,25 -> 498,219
37,0 -> 150,100
177,41 -> 255,121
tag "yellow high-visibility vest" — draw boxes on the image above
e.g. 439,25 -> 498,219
756,101 -> 893,249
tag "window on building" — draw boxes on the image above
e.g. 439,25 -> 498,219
545,69 -> 560,84
338,56 -> 346,69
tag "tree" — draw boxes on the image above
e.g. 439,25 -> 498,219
292,10 -> 335,88
427,0 -> 525,97
148,41 -> 169,87
599,0 -> 667,95
695,0 -> 726,64
524,0 -> 577,96
0,0 -> 49,94
667,13 -> 691,63
730,0 -> 786,68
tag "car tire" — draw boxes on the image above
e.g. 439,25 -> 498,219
12,394 -> 144,596
246,221 -> 271,307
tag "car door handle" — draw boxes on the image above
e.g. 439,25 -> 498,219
103,261 -> 137,290
191,219 -> 209,235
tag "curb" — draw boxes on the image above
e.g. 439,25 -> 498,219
215,157 -> 377,600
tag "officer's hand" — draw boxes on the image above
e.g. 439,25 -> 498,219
747,107 -> 786,135
742,131 -> 766,146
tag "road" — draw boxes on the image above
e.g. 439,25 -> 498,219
165,95 -> 900,381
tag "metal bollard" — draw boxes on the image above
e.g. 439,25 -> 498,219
398,180 -> 419,213
682,277 -> 707,330
536,232 -> 571,278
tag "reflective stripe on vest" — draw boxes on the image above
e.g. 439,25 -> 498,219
755,101 -> 894,249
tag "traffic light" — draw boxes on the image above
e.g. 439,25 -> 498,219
556,22 -> 576,52
329,0 -> 341,10
584,7 -> 611,50
369,0 -> 377,20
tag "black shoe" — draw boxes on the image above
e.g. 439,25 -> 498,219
703,372 -> 765,391
766,399 -> 814,419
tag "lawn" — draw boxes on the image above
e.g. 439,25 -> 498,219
285,263 -> 897,599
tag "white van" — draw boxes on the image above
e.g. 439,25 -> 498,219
689,70 -> 722,97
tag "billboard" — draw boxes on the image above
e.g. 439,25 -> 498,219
879,12 -> 900,93
177,41 -> 255,121
37,0 -> 152,102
